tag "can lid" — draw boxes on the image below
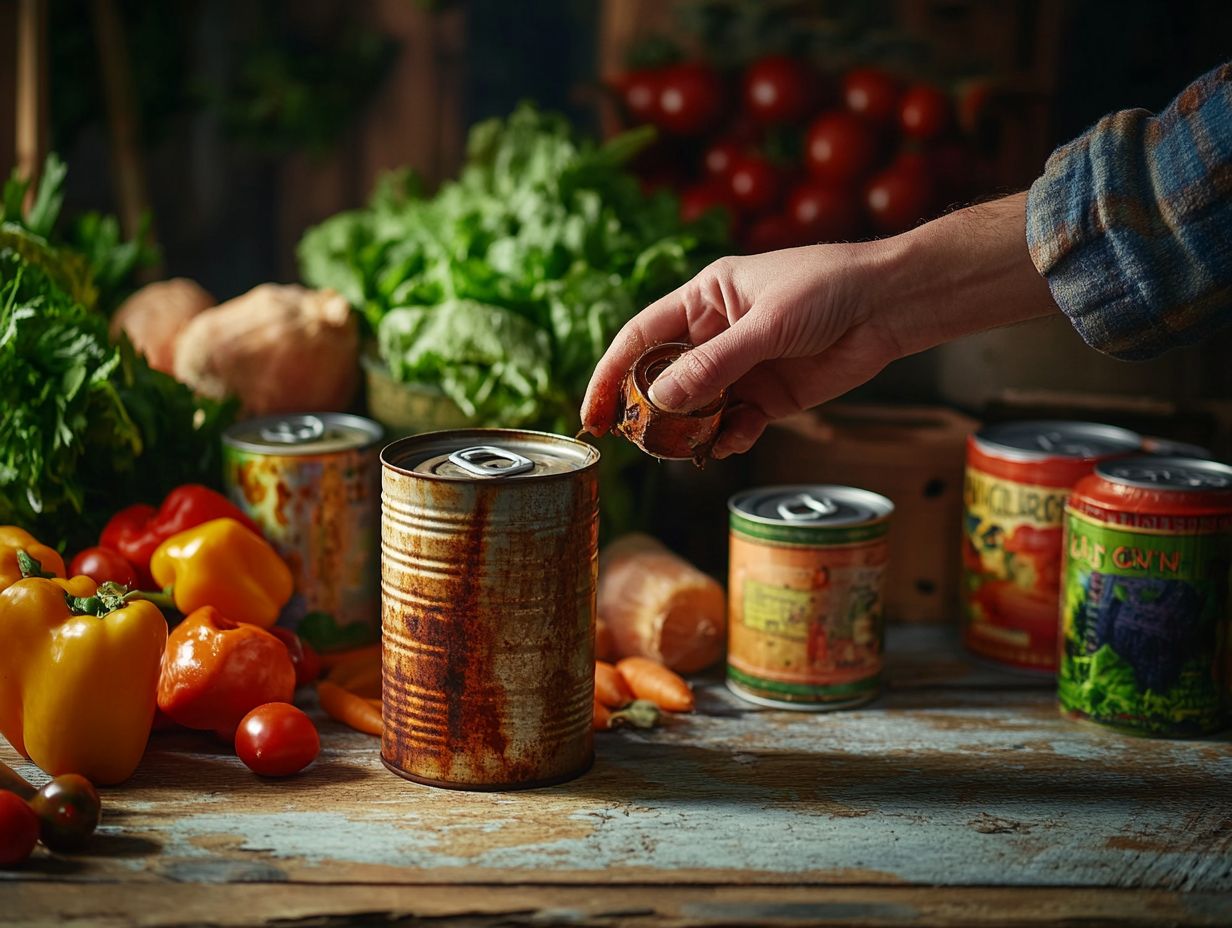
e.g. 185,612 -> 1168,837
728,484 -> 893,527
973,420 -> 1141,462
1096,456 -> 1232,491
224,413 -> 384,455
382,429 -> 598,480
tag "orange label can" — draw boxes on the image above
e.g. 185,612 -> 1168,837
727,485 -> 892,710
961,421 -> 1141,672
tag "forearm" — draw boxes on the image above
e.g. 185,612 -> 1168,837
864,191 -> 1060,358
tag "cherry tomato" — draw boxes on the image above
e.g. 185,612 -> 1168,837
0,791 -> 39,866
616,69 -> 660,123
68,546 -> 138,588
678,183 -> 735,228
742,55 -> 811,124
727,156 -> 780,214
235,703 -> 320,777
865,164 -> 935,235
899,84 -> 952,140
842,68 -> 900,126
787,182 -> 862,242
805,111 -> 880,184
270,627 -> 322,688
655,63 -> 723,136
702,139 -> 743,179
30,774 -> 101,853
742,213 -> 797,254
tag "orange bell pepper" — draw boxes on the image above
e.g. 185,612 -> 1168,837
150,518 -> 292,628
0,527 -> 64,593
157,605 -> 296,733
0,570 -> 167,785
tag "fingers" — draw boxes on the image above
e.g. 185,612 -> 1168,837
712,404 -> 770,459
647,315 -> 772,413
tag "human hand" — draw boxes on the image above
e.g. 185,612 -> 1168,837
580,192 -> 1056,457
580,243 -> 900,458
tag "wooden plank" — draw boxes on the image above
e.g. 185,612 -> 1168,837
14,0 -> 48,187
1,626 -> 1228,901
2,882 -> 1230,928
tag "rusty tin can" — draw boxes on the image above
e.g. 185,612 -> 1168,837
1060,457 -> 1232,737
961,420 -> 1141,673
727,485 -> 892,710
380,429 -> 599,790
223,413 -> 383,649
615,342 -> 726,464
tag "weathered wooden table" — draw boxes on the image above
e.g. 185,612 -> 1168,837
3,625 -> 1230,927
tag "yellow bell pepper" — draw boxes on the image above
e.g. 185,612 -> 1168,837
150,518 -> 292,629
0,527 -> 65,592
0,574 -> 167,785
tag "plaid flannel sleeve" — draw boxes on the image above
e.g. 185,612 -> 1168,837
1025,62 -> 1232,360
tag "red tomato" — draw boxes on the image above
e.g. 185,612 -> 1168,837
69,546 -> 138,588
805,111 -> 879,184
727,156 -> 780,214
865,165 -> 935,235
842,68 -> 900,126
787,182 -> 862,242
956,77 -> 996,135
742,213 -> 797,254
270,627 -> 322,688
702,140 -> 743,178
0,791 -> 39,867
617,69 -> 660,123
899,84 -> 952,140
742,55 -> 811,124
235,703 -> 320,777
655,63 -> 723,136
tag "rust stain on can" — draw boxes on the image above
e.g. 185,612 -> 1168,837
614,342 -> 726,465
381,430 -> 599,790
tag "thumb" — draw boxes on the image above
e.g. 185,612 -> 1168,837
647,321 -> 769,412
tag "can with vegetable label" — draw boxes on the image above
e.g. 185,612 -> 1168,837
727,485 -> 891,710
380,429 -> 598,790
962,421 -> 1141,673
223,413 -> 383,652
1060,457 -> 1232,737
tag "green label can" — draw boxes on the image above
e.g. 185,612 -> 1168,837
1060,457 -> 1232,736
223,413 -> 384,651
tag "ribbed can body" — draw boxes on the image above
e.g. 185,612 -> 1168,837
380,430 -> 598,789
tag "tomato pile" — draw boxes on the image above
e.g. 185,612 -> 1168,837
611,57 -> 989,253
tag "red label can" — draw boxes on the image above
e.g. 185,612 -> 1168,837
961,421 -> 1141,672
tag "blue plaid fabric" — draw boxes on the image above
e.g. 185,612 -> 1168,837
1026,62 -> 1232,360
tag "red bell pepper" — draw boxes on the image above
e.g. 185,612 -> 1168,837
100,486 -> 260,583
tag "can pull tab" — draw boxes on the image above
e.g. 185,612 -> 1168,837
1036,430 -> 1098,458
260,415 -> 325,445
776,492 -> 838,522
448,445 -> 534,478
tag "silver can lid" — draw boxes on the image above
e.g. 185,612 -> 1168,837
729,484 -> 894,527
1096,456 -> 1232,492
974,420 -> 1141,462
224,413 -> 384,455
382,429 -> 599,481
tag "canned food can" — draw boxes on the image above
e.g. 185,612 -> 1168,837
223,413 -> 383,649
381,429 -> 599,790
614,342 -> 726,464
962,421 -> 1142,673
727,485 -> 892,710
1060,457 -> 1232,736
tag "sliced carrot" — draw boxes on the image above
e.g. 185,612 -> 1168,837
593,698 -> 612,732
594,660 -> 635,708
616,657 -> 694,713
317,644 -> 380,672
318,680 -> 383,736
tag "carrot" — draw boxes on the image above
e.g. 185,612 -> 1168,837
593,698 -> 613,732
317,644 -> 380,672
616,657 -> 694,712
317,680 -> 383,736
594,660 -> 635,708
328,653 -> 381,698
